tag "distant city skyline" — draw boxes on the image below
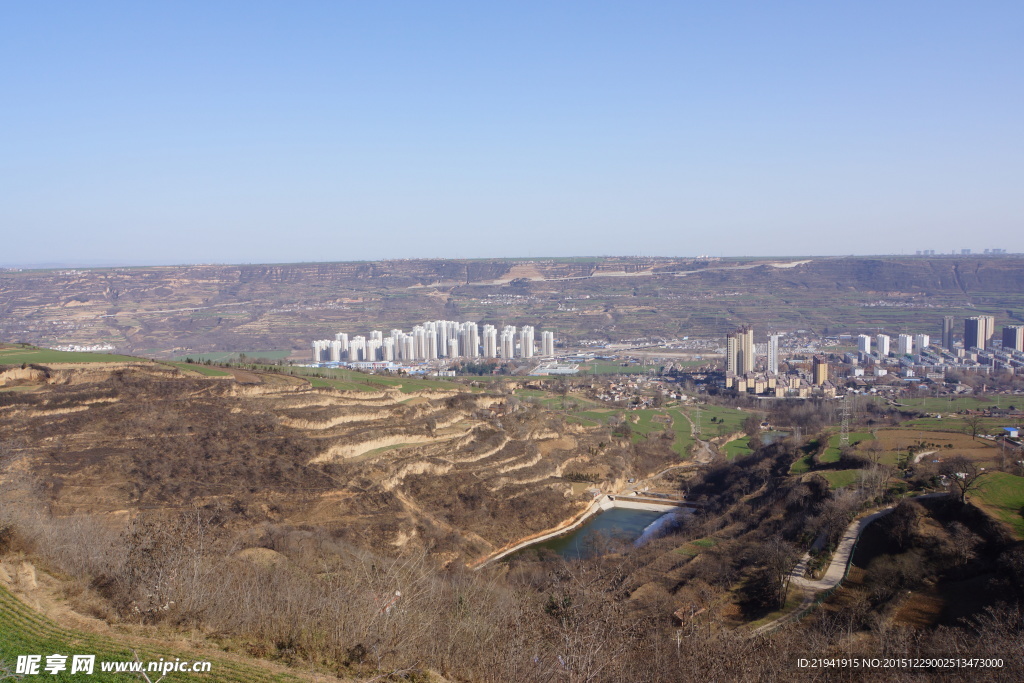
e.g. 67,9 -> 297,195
2,3 -> 1022,265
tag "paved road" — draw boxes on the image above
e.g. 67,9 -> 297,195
751,493 -> 947,636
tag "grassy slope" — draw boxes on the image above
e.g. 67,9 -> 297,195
0,585 -> 300,682
697,404 -> 748,437
972,472 -> 1024,539
666,408 -> 695,458
725,437 -> 752,459
820,469 -> 862,489
820,431 -> 873,463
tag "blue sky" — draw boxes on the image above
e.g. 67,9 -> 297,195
2,1 -> 1022,265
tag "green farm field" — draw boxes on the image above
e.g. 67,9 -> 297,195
174,350 -> 291,363
579,361 -> 653,375
0,345 -> 140,365
271,364 -> 463,394
892,396 -> 1000,412
161,361 -> 233,377
697,404 -> 750,437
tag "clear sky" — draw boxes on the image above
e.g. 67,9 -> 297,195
2,1 -> 1022,265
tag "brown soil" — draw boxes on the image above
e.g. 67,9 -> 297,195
872,429 -> 998,463
0,364 -> 637,562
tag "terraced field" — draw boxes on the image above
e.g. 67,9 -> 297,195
0,362 -> 634,561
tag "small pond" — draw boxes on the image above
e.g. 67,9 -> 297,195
516,507 -> 681,561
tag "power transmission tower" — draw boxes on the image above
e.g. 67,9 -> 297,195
839,394 -> 851,447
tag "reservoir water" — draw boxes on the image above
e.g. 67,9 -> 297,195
521,507 -> 677,560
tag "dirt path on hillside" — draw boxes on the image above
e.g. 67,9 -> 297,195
677,410 -> 716,464
750,493 -> 948,637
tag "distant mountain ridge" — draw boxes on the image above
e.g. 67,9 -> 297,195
1,255 -> 1022,355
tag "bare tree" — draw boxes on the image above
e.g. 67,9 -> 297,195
946,521 -> 981,566
885,499 -> 923,551
859,463 -> 891,499
963,414 -> 984,441
757,535 -> 800,609
940,455 -> 989,504
864,434 -> 885,466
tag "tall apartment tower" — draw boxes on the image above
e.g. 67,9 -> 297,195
518,326 -> 535,358
1003,325 -> 1024,353
876,334 -> 891,357
942,316 -> 955,350
437,323 -> 450,358
482,325 -> 498,358
897,334 -> 913,356
964,316 -> 995,350
470,323 -> 481,358
349,336 -> 367,361
366,339 -> 381,361
812,355 -> 828,386
857,334 -> 872,356
767,334 -> 779,375
982,315 -> 995,346
726,326 -> 755,375
914,334 -> 930,354
499,329 -> 515,359
412,327 -> 427,360
541,330 -> 555,357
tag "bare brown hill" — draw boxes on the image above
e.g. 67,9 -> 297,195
0,364 -> 630,563
3,255 -> 1021,355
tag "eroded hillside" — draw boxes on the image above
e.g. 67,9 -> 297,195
0,363 -> 631,563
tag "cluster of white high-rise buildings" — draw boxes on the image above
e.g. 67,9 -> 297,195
857,333 -> 930,358
312,321 -> 555,363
